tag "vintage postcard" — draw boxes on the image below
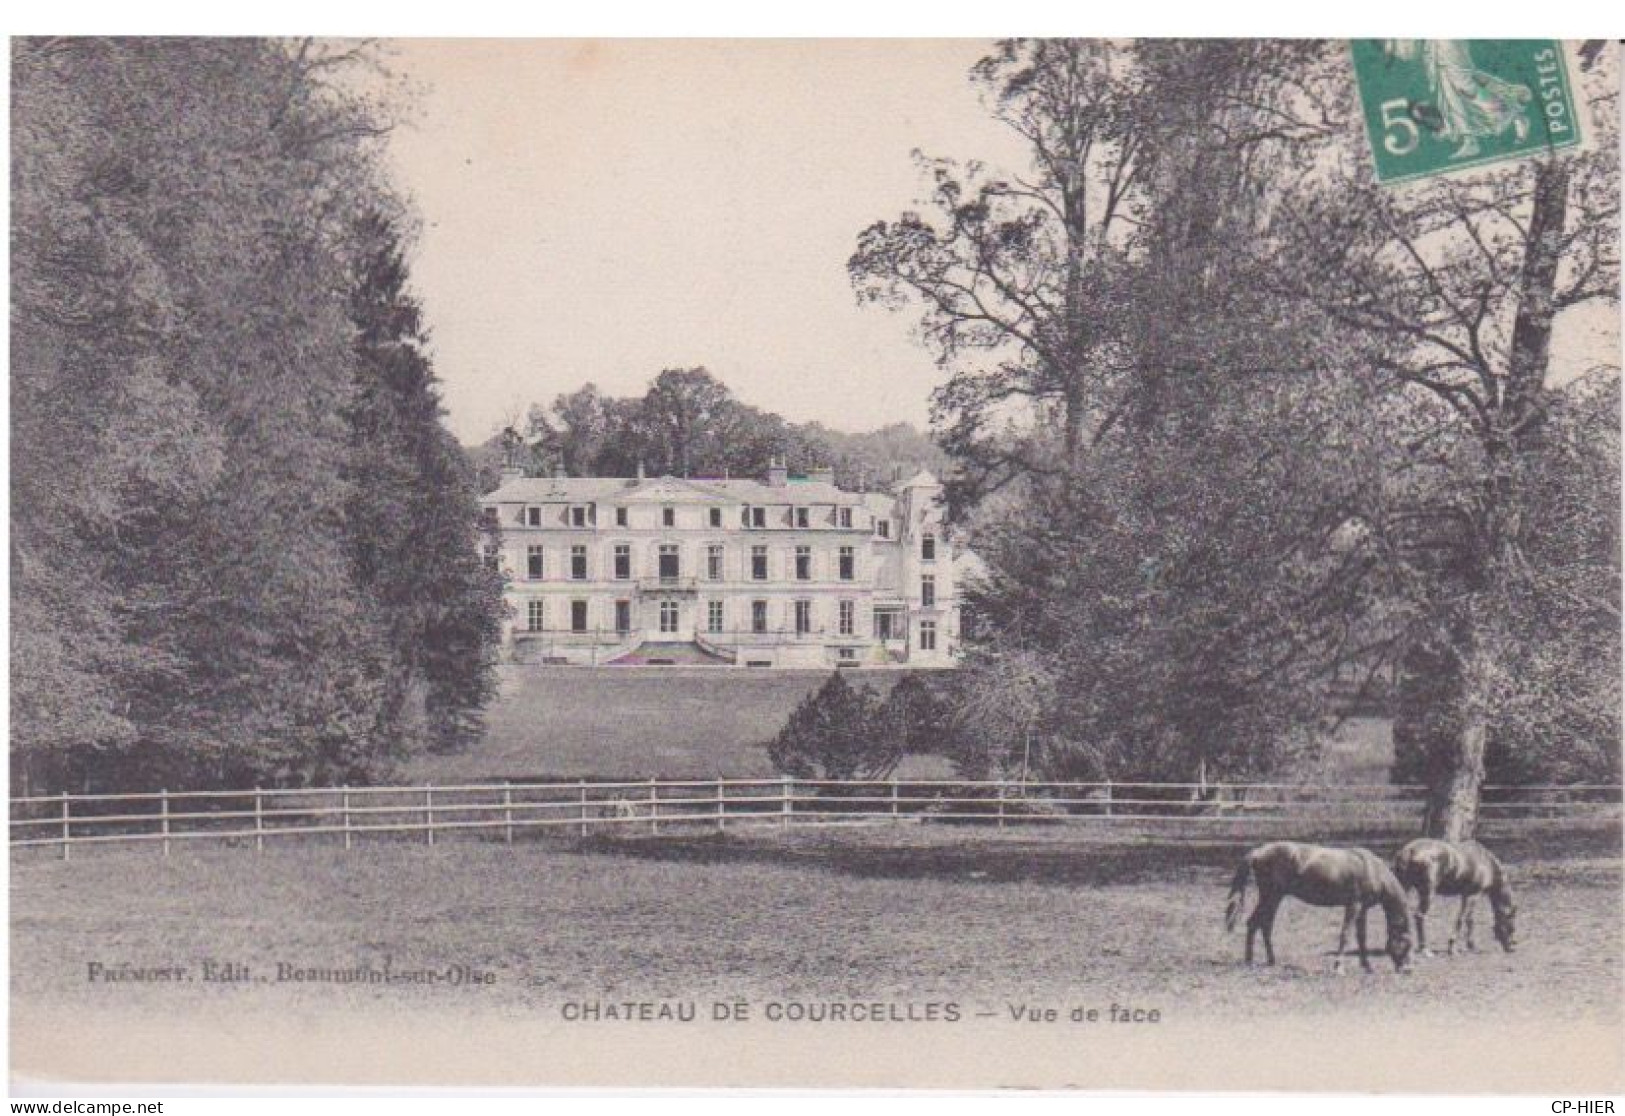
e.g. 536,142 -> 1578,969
9,37 -> 1622,1093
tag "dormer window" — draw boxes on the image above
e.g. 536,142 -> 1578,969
570,506 -> 589,528
838,507 -> 853,529
663,506 -> 676,528
876,519 -> 891,539
709,507 -> 723,528
794,507 -> 810,529
615,507 -> 628,527
743,506 -> 765,529
922,533 -> 936,561
526,507 -> 542,527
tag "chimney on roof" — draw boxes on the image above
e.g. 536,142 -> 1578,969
499,462 -> 525,486
767,456 -> 788,488
637,460 -> 646,481
554,461 -> 568,480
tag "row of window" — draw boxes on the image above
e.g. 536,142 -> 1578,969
522,599 -> 939,647
515,504 -> 876,531
517,543 -> 869,583
496,544 -> 940,603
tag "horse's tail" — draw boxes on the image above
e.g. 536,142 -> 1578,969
1224,856 -> 1253,933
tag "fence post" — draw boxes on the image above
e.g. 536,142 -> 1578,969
342,786 -> 352,850
891,778 -> 900,822
1103,780 -> 1113,818
578,780 -> 588,838
254,788 -> 264,852
503,783 -> 514,845
161,788 -> 171,857
782,776 -> 792,829
649,777 -> 658,836
715,779 -> 726,833
997,781 -> 1006,829
61,792 -> 71,862
426,784 -> 435,847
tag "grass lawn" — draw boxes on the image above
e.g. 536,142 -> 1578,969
402,665 -> 1394,786
400,665 -> 914,783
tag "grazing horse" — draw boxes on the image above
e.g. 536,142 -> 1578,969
1391,838 -> 1517,956
1225,841 -> 1413,973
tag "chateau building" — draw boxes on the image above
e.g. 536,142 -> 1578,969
480,461 -> 965,667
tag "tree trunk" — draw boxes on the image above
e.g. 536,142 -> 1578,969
1420,157 -> 1571,841
1410,607 -> 1489,841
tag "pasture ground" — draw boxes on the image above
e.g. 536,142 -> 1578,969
401,664 -> 1394,785
399,665 -> 907,783
13,822 -> 1617,1021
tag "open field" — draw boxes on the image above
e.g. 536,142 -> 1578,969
402,664 -> 1394,785
13,822 -> 1618,1024
401,666 -> 920,783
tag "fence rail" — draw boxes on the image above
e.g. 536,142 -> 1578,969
10,778 -> 1621,858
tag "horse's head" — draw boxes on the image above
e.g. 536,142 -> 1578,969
1491,893 -> 1518,953
1387,924 -> 1414,972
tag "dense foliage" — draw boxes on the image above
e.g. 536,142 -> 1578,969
852,40 -> 1620,825
11,39 -> 504,794
768,673 -> 901,781
476,368 -> 951,491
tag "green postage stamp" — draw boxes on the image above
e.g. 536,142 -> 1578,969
1350,40 -> 1581,183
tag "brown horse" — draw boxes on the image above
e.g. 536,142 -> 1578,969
1225,841 -> 1413,973
1391,838 -> 1517,956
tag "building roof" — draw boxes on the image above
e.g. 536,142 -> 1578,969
483,473 -> 877,507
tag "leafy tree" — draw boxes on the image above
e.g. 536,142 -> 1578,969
849,39 -> 1147,507
1264,44 -> 1621,836
878,670 -> 959,759
11,39 -> 502,792
855,39 -> 1618,836
343,211 -> 506,755
768,673 -> 898,781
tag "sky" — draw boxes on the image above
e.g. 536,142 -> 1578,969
382,40 -> 1029,444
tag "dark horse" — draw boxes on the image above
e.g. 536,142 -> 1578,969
1391,838 -> 1517,956
1225,841 -> 1413,972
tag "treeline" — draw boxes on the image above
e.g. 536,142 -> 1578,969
842,40 -> 1620,834
474,367 -> 950,490
11,40 -> 505,795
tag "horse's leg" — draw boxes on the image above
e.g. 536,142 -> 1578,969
1332,903 -> 1356,973
1245,895 -> 1262,965
1456,896 -> 1482,955
1414,880 -> 1433,956
1258,894 -> 1281,966
1464,896 -> 1479,952
1356,904 -> 1372,972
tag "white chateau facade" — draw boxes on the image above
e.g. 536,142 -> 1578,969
481,462 -> 965,667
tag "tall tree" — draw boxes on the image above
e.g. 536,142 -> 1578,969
12,39 -> 503,791
344,211 -> 506,755
1269,45 -> 1621,836
850,39 -> 1146,505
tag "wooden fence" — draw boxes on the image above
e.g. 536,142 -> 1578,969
8,778 -> 1620,858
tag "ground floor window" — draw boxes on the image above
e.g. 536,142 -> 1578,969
615,599 -> 631,634
527,599 -> 545,632
708,600 -> 724,633
838,599 -> 854,636
571,599 -> 588,632
794,599 -> 812,635
875,610 -> 900,640
660,600 -> 680,633
752,600 -> 768,634
918,619 -> 937,651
